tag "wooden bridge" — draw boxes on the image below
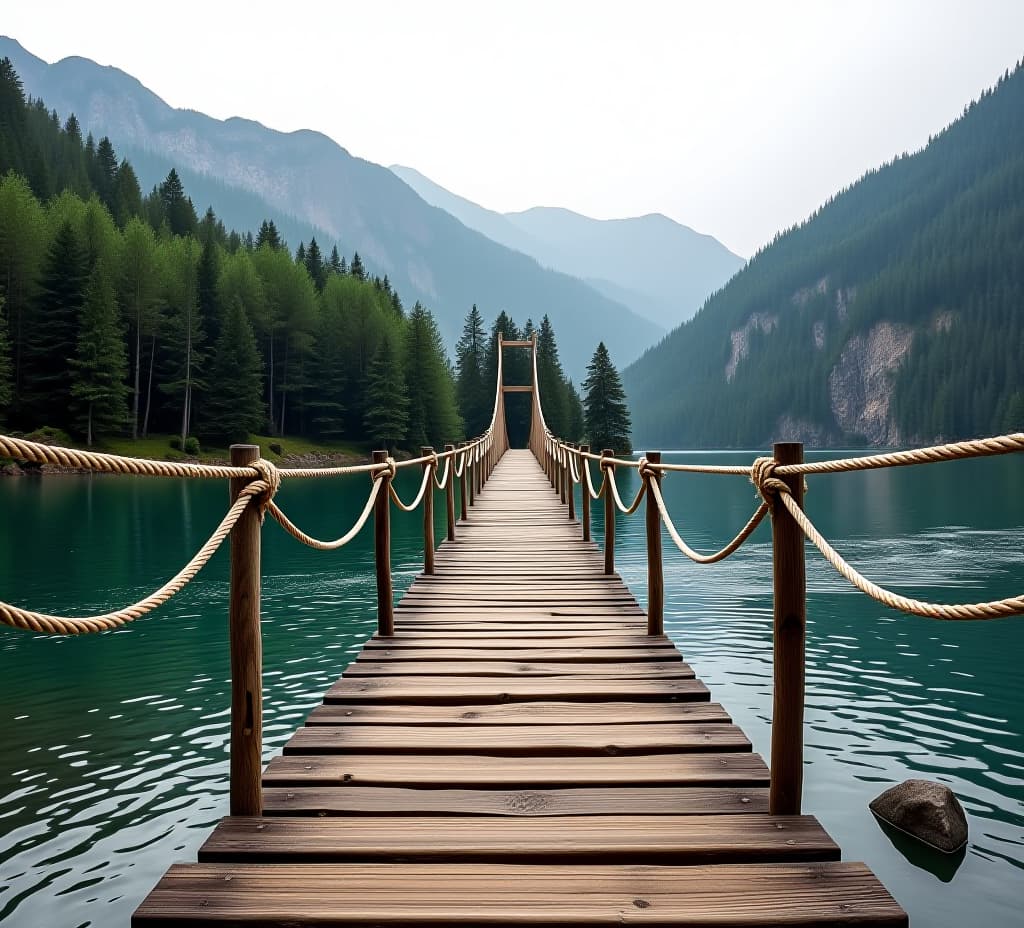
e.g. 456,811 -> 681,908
133,444 -> 904,925
10,338 -> 1023,925
123,337 -> 904,925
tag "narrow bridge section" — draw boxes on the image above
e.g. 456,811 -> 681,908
134,451 -> 905,926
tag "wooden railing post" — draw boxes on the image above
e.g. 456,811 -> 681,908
770,441 -> 806,816
548,441 -> 555,488
468,447 -> 475,507
580,444 -> 591,541
444,443 -> 456,541
567,443 -> 576,521
458,442 -> 469,521
228,443 -> 263,816
644,451 -> 663,635
372,449 -> 394,636
559,445 -> 567,505
602,448 -> 615,575
422,446 -> 435,575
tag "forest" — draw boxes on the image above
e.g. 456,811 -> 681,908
625,59 -> 1024,448
0,58 -> 590,455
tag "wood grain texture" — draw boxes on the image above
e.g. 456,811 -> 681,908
134,450 -> 904,927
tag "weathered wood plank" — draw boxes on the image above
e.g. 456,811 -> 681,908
262,786 -> 767,817
262,752 -> 769,787
199,814 -> 840,864
134,862 -> 907,926
283,722 -> 750,755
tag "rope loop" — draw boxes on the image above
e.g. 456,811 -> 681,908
249,458 -> 281,522
637,456 -> 655,481
376,457 -> 397,481
750,456 -> 789,508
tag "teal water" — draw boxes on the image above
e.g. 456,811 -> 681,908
1,452 -> 1022,926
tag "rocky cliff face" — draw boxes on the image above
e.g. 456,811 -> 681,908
828,322 -> 913,445
727,281 -> 917,446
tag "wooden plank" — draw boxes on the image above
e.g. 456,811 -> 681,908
355,647 -> 683,662
344,661 -> 695,678
134,862 -> 907,926
262,786 -> 768,817
263,752 -> 769,787
284,723 -> 751,755
325,676 -> 711,704
199,814 -> 840,864
306,701 -> 731,726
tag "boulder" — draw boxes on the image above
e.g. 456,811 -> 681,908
869,779 -> 968,853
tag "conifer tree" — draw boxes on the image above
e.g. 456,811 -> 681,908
294,241 -> 306,265
537,314 -> 568,436
158,169 -> 197,237
304,236 -> 326,291
200,296 -> 264,443
328,245 -> 343,275
93,137 -> 119,209
70,264 -> 128,445
21,220 -> 88,427
112,160 -> 142,227
364,333 -> 409,451
350,251 -> 365,280
456,304 -> 489,436
582,342 -> 632,453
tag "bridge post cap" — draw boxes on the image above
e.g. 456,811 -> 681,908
229,443 -> 260,454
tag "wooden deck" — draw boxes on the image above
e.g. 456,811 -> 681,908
134,450 -> 906,926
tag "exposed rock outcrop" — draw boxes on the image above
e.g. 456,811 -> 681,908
870,779 -> 968,853
725,313 -> 778,382
829,322 -> 913,444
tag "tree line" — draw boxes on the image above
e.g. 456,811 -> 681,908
0,56 -> 632,456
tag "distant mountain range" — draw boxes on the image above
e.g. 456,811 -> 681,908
623,60 -> 1024,448
390,165 -> 744,331
0,36 -> 670,378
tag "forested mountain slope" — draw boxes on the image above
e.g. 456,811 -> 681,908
1,36 -> 661,376
624,61 -> 1024,448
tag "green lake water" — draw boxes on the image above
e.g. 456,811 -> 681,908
0,451 -> 1022,926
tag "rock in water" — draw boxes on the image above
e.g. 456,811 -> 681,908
869,779 -> 968,853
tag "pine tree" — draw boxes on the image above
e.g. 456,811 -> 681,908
405,301 -> 462,447
93,137 -> 119,210
304,236 -> 326,291
364,333 -> 409,451
350,251 -> 365,280
20,220 -> 88,427
294,241 -> 306,265
537,314 -> 568,435
70,264 -> 129,445
200,296 -> 264,443
582,342 -> 632,453
158,168 -> 197,237
112,160 -> 142,227
328,245 -> 343,275
255,219 -> 282,250
456,304 -> 489,436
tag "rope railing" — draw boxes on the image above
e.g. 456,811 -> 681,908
536,421 -> 1023,818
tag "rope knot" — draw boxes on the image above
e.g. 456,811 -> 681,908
375,457 -> 397,481
249,458 -> 281,522
430,451 -> 439,470
750,456 -> 789,507
600,455 -> 615,471
637,457 -> 656,481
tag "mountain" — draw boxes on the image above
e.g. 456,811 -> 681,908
391,164 -> 745,330
1,37 -> 662,377
623,60 -> 1024,449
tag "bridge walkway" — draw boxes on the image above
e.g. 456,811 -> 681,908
134,449 -> 905,926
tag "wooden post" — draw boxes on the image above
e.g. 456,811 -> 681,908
548,442 -> 555,487
770,441 -> 806,816
644,451 -> 664,635
228,444 -> 263,816
580,444 -> 591,541
468,448 -> 475,507
422,446 -> 435,575
372,450 -> 394,636
567,443 -> 576,521
459,442 -> 469,521
559,446 -> 567,505
444,443 -> 456,541
602,449 -> 615,575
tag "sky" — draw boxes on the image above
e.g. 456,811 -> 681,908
4,0 -> 1024,257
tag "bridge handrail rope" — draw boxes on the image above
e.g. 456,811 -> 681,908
543,432 -> 1024,619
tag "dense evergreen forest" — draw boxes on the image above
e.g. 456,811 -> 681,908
625,60 -> 1024,448
0,58 -> 588,454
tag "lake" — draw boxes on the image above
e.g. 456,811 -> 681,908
1,450 -> 1022,926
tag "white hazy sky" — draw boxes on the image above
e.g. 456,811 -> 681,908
5,1 -> 1024,256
